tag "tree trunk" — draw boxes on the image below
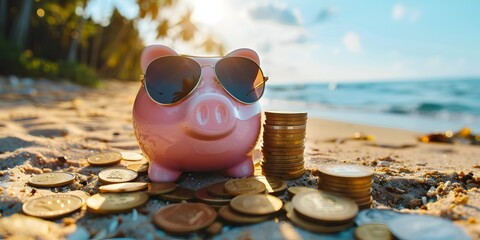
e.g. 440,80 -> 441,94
67,16 -> 85,62
0,0 -> 7,38
89,26 -> 103,69
10,0 -> 33,50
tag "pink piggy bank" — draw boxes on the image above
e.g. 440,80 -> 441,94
133,45 -> 268,182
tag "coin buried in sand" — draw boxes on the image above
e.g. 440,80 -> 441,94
206,181 -> 232,198
120,151 -> 144,161
286,209 -> 354,233
158,186 -> 195,202
86,192 -> 149,214
354,223 -> 394,240
98,168 -> 138,183
98,182 -> 147,193
224,178 -> 266,196
354,209 -> 404,226
253,176 -> 287,195
22,194 -> 83,219
292,191 -> 358,222
87,152 -> 122,166
152,203 -> 217,235
387,214 -> 471,240
146,182 -> 177,195
230,194 -> 283,215
218,205 -> 272,224
28,172 -> 75,188
318,164 -> 374,180
194,187 -> 232,205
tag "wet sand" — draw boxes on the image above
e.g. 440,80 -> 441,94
0,78 -> 479,239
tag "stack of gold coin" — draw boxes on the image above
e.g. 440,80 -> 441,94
287,190 -> 358,233
317,164 -> 374,209
261,111 -> 307,179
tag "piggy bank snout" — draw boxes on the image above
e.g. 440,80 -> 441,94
185,93 -> 236,139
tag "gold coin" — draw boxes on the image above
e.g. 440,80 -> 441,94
22,194 -> 83,219
262,147 -> 305,156
152,203 -> 217,235
262,132 -> 306,139
28,172 -> 75,188
253,176 -> 287,195
354,223 -> 394,240
126,162 -> 149,173
98,182 -> 147,193
120,151 -> 144,161
263,128 -> 306,134
195,187 -> 231,205
263,153 -> 304,160
318,184 -> 372,196
263,136 -> 306,143
224,178 -> 266,196
287,186 -> 318,197
158,186 -> 195,202
265,119 -> 307,125
98,167 -> 138,183
261,164 -> 305,173
87,152 -> 122,166
230,194 -> 283,215
320,176 -> 373,186
353,196 -> 373,205
218,205 -> 272,224
292,190 -> 358,222
263,140 -> 305,147
206,181 -> 232,198
265,111 -> 307,117
261,160 -> 305,168
318,164 -> 374,180
263,169 -> 305,179
264,124 -> 306,130
262,167 -> 305,175
287,210 -> 354,233
86,192 -> 149,214
146,182 -> 177,195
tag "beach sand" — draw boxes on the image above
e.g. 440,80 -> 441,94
1,79 -> 479,239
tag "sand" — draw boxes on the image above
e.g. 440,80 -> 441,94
1,78 -> 479,239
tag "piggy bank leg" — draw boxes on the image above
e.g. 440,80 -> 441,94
223,157 -> 254,178
148,162 -> 182,182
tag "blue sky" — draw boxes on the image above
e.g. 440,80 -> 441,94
87,0 -> 480,84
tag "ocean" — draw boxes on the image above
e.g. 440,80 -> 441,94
261,78 -> 480,133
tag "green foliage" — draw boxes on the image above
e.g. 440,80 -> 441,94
58,61 -> 101,87
0,37 -> 101,87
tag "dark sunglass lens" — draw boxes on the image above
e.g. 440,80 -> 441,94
145,56 -> 201,104
215,57 -> 265,103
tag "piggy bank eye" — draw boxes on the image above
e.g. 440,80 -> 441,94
215,57 -> 267,104
144,56 -> 201,104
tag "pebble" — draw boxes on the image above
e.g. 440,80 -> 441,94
427,186 -> 437,197
377,161 -> 391,167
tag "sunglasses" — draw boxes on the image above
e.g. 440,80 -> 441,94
140,55 -> 268,105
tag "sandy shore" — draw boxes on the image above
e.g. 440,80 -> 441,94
1,79 -> 479,239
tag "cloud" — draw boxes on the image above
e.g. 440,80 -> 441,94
249,3 -> 301,26
314,7 -> 336,23
392,4 -> 405,21
343,32 -> 361,53
392,3 -> 421,23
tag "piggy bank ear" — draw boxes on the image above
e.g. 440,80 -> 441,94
140,45 -> 178,72
225,48 -> 260,65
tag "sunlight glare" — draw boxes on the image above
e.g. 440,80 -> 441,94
190,0 -> 224,25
